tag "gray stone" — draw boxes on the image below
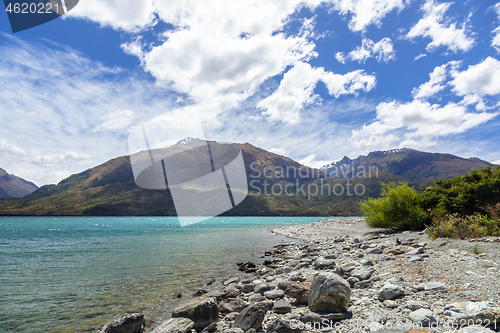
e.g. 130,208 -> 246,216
266,318 -> 301,333
223,328 -> 244,333
221,299 -> 249,314
285,282 -> 310,305
152,318 -> 194,333
408,254 -> 428,262
406,300 -> 430,311
232,304 -> 267,331
423,281 -> 446,291
407,247 -> 424,255
99,313 -> 145,333
367,247 -> 383,254
289,271 -> 306,282
277,280 -> 293,291
409,308 -> 437,327
224,277 -> 240,286
362,259 -> 375,266
379,254 -> 396,261
340,262 -> 359,274
378,284 -> 405,301
273,300 -> 292,314
222,285 -> 241,298
346,276 -> 360,287
248,292 -> 266,304
308,272 -> 351,313
367,309 -> 389,323
241,283 -> 255,293
354,280 -> 373,289
350,266 -> 375,281
264,289 -> 285,300
172,296 -> 218,331
204,290 -> 223,301
442,301 -> 500,325
314,256 -> 336,269
254,283 -> 273,295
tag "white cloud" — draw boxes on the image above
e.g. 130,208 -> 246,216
93,110 -> 136,132
407,0 -> 475,52
335,52 -> 347,64
69,0 -> 156,31
414,53 -> 427,61
0,36 -> 177,185
351,100 -> 497,152
412,61 -> 460,99
257,62 -> 376,124
117,0 -> 324,116
329,0 -> 406,32
298,153 -> 332,168
492,3 -> 500,53
451,57 -> 500,96
346,38 -> 395,63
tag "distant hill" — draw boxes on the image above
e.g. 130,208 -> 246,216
0,144 -> 492,216
321,148 -> 492,188
0,168 -> 38,198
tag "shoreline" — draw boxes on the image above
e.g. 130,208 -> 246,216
101,217 -> 500,332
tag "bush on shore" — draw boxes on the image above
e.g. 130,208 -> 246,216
360,166 -> 500,238
360,182 -> 428,230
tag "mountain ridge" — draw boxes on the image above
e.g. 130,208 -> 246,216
320,148 -> 492,186
0,168 -> 38,198
0,143 -> 494,216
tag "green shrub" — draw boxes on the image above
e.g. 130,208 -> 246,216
427,213 -> 500,239
361,182 -> 429,230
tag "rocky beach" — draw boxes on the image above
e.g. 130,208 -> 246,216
99,217 -> 500,333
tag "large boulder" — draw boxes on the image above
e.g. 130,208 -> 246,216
308,273 -> 351,313
99,313 -> 145,333
172,296 -> 218,331
151,318 -> 194,333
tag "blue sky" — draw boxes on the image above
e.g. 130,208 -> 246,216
1,0 -> 499,186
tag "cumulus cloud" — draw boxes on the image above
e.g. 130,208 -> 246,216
407,0 -> 475,52
451,57 -> 500,96
351,100 -> 496,152
257,62 -> 376,124
69,0 -> 156,31
0,36 -> 177,185
329,0 -> 406,32
412,61 -> 460,99
338,38 -> 395,63
118,0 -> 324,116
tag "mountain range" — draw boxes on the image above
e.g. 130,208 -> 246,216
0,168 -> 38,198
0,142 -> 494,216
320,148 -> 491,188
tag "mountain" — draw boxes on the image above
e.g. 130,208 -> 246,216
0,168 -> 38,198
0,144 -> 492,216
1,141 -> 375,216
321,148 -> 492,188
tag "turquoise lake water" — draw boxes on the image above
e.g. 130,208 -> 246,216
0,216 -> 323,332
